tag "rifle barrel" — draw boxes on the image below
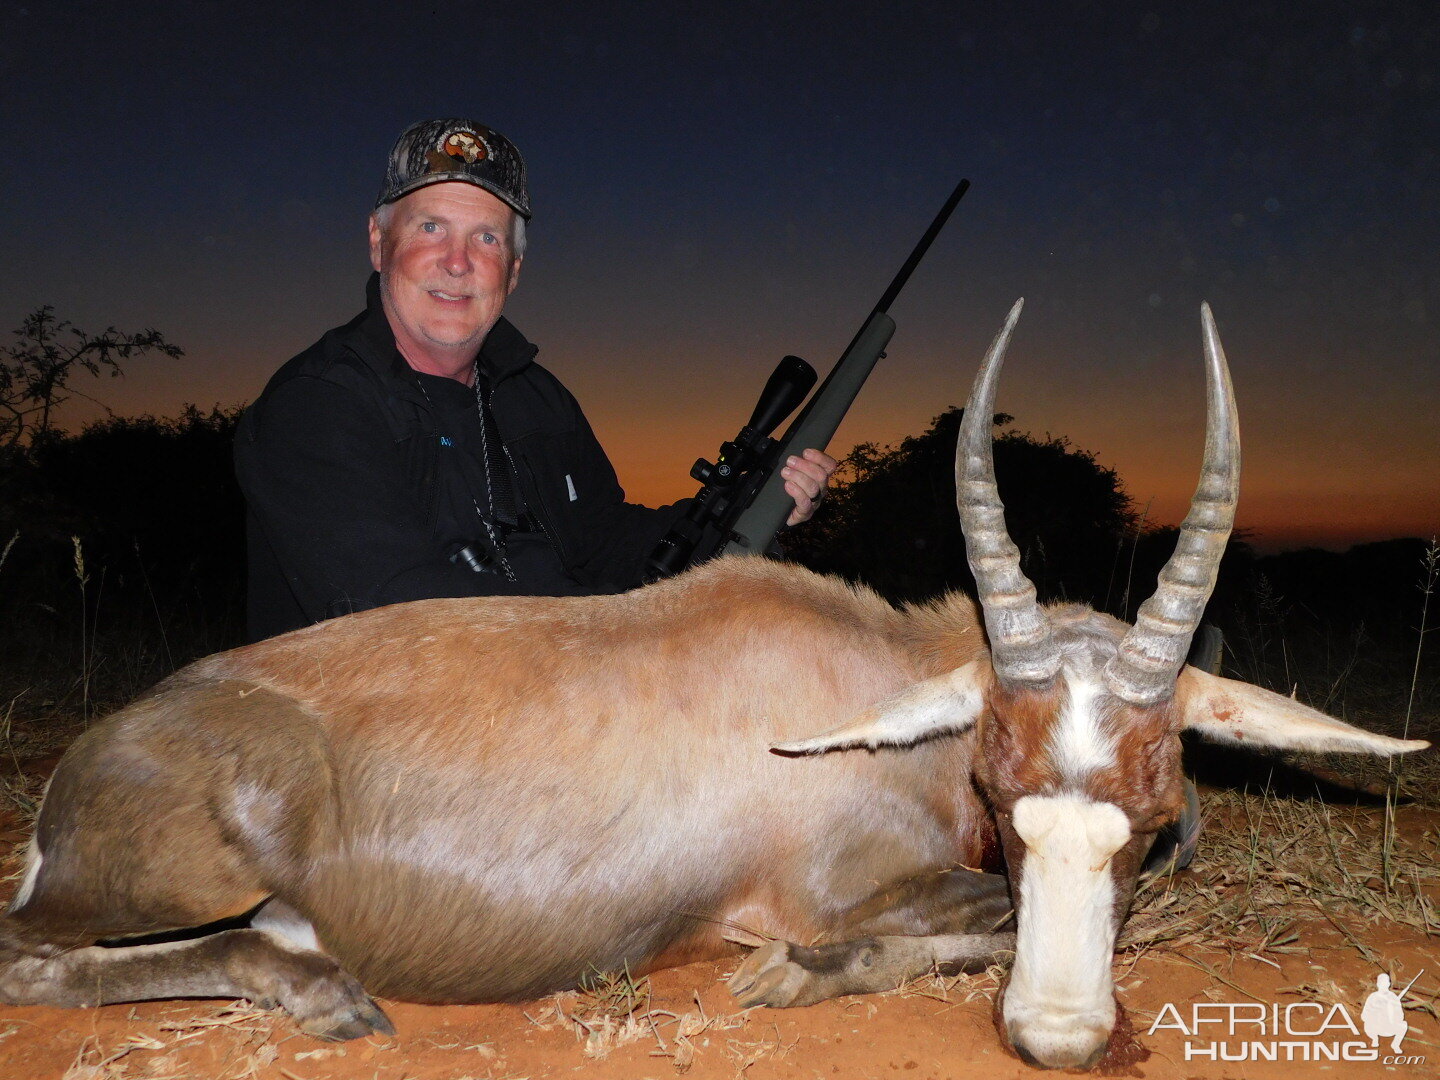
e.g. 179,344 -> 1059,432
874,178 -> 970,315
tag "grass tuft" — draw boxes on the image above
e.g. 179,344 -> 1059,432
526,969 -> 750,1070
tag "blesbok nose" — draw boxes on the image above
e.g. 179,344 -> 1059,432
1008,1017 -> 1110,1070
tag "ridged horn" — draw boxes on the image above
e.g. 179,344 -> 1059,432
956,299 -> 1059,685
1105,303 -> 1240,705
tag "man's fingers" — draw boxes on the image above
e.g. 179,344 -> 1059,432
781,449 -> 837,526
799,447 -> 839,478
785,453 -> 833,491
783,478 -> 815,525
781,464 -> 822,501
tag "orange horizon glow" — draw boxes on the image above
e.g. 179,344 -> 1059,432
45,288 -> 1440,567
612,452 -> 1437,555
8,3 -> 1438,566
597,419 -> 1437,557
57,329 -> 1438,560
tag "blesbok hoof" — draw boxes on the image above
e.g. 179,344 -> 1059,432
728,937 -> 898,1008
243,948 -> 396,1040
728,939 -> 813,1007
285,968 -> 395,1041
0,951 -> 51,1005
295,990 -> 396,1042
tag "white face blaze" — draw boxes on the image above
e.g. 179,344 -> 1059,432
1048,667 -> 1117,778
1004,793 -> 1131,1069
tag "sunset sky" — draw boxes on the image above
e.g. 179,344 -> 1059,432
3,2 -> 1435,552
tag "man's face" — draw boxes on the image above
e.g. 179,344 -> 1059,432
369,182 -> 522,379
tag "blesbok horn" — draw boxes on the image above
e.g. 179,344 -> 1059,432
955,298 -> 1060,685
1104,303 -> 1240,705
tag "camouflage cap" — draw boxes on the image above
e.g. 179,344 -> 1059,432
376,118 -> 531,219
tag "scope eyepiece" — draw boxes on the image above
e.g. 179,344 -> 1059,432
644,533 -> 695,583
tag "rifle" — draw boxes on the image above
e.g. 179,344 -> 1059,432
644,178 -> 971,581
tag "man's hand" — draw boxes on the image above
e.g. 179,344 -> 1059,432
782,448 -> 839,526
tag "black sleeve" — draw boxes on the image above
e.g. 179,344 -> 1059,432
236,374 -> 585,629
567,409 -> 689,591
505,375 -> 688,592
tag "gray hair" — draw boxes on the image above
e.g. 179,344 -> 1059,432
372,200 -> 527,260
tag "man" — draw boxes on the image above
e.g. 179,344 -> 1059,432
236,118 -> 835,641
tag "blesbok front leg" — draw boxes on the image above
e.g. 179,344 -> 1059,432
0,927 -> 393,1041
728,931 -> 1014,1008
826,865 -> 1013,939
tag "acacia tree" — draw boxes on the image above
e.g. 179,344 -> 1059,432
0,306 -> 183,452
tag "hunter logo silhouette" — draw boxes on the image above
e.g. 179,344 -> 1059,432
1362,971 -> 1419,1054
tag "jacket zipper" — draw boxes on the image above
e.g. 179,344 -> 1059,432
512,453 -> 570,568
488,373 -> 571,569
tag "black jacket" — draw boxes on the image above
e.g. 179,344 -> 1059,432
235,275 -> 683,640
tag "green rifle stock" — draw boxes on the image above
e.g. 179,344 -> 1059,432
719,307 -> 896,556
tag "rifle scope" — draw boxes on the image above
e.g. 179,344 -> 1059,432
645,354 -> 816,580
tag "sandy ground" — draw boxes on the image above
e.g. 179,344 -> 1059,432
1,764 -> 1434,1080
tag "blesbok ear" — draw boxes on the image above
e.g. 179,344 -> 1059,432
1178,668 -> 1430,755
773,661 -> 989,754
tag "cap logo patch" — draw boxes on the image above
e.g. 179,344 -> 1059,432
381,118 -> 531,219
444,130 -> 489,164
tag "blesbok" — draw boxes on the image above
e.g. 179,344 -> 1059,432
0,302 -> 1425,1070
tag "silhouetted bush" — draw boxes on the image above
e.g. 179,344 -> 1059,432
785,407 -> 1140,607
24,406 -> 245,592
0,406 -> 247,713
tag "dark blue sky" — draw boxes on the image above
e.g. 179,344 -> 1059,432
3,1 -> 1436,548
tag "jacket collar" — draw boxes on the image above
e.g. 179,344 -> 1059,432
358,272 -> 540,386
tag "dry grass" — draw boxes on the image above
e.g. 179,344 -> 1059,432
888,959 -> 1009,1008
10,774 -> 1433,1074
525,968 -> 752,1072
1120,784 -> 1439,1016
1,763 -> 46,820
52,1003 -> 282,1080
